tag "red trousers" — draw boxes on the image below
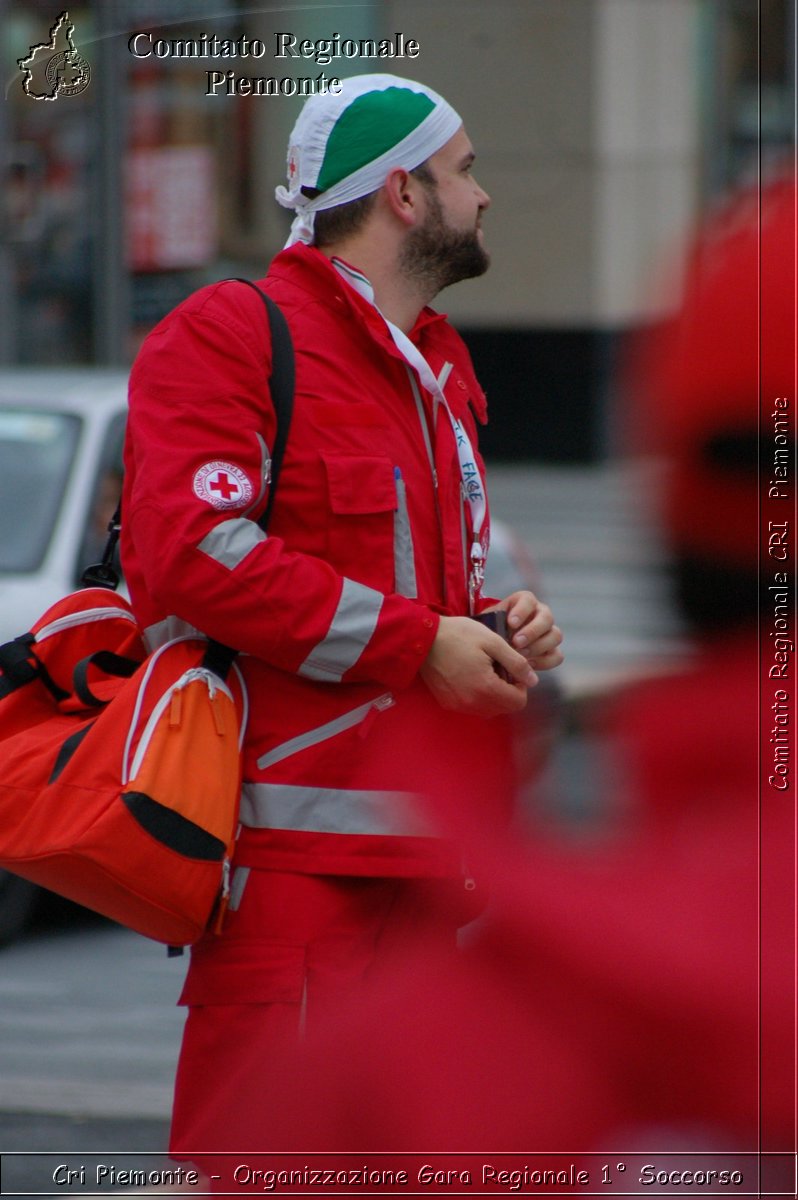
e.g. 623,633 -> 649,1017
169,868 -> 471,1161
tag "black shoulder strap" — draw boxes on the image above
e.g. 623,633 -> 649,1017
82,279 -> 295,591
227,279 -> 295,532
201,281 -> 295,680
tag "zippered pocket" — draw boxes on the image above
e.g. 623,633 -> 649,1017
36,605 -> 139,643
119,639 -> 248,861
125,666 -> 237,784
256,692 -> 395,771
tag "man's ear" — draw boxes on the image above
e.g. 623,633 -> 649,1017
383,167 -> 423,226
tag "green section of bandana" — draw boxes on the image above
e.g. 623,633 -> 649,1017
316,88 -> 435,192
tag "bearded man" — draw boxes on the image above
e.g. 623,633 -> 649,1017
122,74 -> 563,1156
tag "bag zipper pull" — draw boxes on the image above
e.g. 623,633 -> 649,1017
210,690 -> 227,736
169,689 -> 182,728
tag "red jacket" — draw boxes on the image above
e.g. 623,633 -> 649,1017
122,245 -> 515,879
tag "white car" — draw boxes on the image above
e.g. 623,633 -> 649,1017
0,369 -> 129,645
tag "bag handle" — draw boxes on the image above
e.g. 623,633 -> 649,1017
73,650 -> 143,708
0,634 -> 70,703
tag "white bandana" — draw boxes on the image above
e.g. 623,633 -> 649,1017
275,74 -> 462,247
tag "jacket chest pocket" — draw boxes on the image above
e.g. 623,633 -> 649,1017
322,453 -> 397,590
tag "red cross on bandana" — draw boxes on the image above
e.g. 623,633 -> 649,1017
193,461 -> 253,510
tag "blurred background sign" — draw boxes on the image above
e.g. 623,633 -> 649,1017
125,145 -> 217,271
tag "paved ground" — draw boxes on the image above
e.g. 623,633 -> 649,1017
0,919 -> 177,1192
0,917 -> 182,1126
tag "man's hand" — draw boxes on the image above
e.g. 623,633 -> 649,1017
419,615 -> 538,718
484,591 -> 564,672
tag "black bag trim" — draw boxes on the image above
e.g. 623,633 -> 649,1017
0,635 -> 71,703
49,721 -> 97,784
121,792 -> 226,862
73,650 -> 142,708
0,635 -> 38,698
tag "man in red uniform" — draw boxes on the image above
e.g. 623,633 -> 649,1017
122,74 -> 564,1155
258,175 -> 795,1181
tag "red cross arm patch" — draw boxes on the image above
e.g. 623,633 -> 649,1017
193,461 -> 254,510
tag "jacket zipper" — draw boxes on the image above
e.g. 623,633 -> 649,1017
406,366 -> 448,607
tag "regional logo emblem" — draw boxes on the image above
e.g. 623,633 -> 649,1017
18,11 -> 91,101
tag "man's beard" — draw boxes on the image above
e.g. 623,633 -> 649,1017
400,187 -> 489,295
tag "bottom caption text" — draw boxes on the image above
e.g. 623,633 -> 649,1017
1,1152 -> 795,1196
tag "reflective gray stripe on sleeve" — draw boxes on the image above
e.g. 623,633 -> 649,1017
198,518 -> 267,570
240,782 -> 433,837
144,615 -> 204,652
298,578 -> 384,682
257,693 -> 394,771
393,474 -> 418,598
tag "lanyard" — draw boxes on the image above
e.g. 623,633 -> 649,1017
332,259 -> 489,611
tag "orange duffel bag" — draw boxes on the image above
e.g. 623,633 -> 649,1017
0,282 -> 292,946
0,587 -> 248,945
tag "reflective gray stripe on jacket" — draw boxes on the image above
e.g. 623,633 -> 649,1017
198,518 -> 267,570
298,577 -> 383,682
240,782 -> 433,837
393,473 -> 418,598
146,576 -> 382,684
